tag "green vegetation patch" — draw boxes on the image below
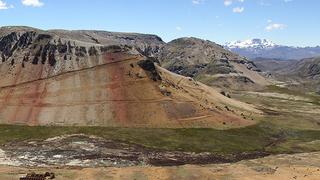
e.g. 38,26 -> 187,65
265,85 -> 320,105
0,122 -> 319,155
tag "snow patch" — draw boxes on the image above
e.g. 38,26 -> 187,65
226,39 -> 277,49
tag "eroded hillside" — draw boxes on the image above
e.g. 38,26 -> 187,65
158,37 -> 270,90
0,27 -> 257,128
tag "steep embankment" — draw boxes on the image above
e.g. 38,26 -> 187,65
0,26 -> 258,128
158,37 -> 270,90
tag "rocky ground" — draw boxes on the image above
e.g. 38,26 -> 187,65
0,134 -> 268,168
0,152 -> 319,179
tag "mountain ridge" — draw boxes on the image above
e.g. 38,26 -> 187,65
226,39 -> 277,49
225,38 -> 320,60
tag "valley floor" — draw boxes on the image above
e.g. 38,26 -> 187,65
0,85 -> 319,179
1,152 -> 320,180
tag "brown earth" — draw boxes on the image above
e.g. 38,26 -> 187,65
0,27 -> 259,128
0,49 -> 257,128
0,50 -> 256,127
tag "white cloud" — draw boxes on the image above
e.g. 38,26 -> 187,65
224,0 -> 244,6
176,26 -> 182,31
284,0 -> 293,2
192,0 -> 204,5
266,23 -> 287,31
0,0 -> 11,10
224,0 -> 233,6
233,7 -> 244,13
22,0 -> 44,7
267,19 -> 272,23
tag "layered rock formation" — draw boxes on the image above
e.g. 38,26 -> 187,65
0,26 -> 258,128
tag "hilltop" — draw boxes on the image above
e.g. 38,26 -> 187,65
158,37 -> 270,90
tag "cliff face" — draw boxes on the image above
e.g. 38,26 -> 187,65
48,29 -> 165,57
0,26 -> 164,87
0,27 -> 258,128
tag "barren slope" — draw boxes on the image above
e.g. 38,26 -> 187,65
0,27 -> 258,128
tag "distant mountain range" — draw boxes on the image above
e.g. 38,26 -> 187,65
225,39 -> 320,60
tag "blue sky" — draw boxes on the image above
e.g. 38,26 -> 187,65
0,0 -> 319,46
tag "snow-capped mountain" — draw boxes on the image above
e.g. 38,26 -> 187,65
225,38 -> 320,60
226,39 -> 277,49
